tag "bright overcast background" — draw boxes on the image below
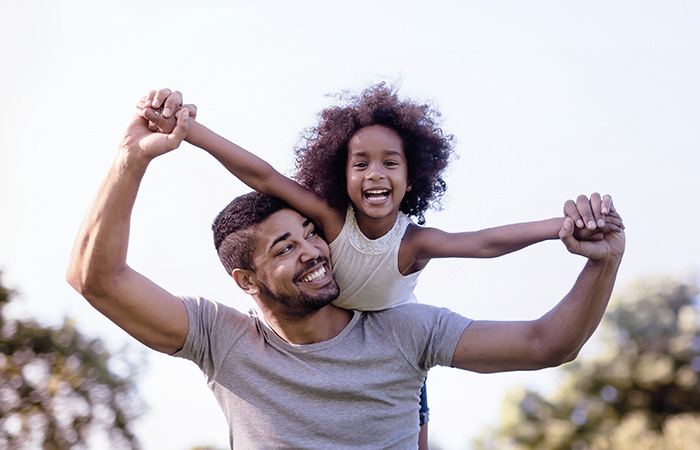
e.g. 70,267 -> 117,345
2,1 -> 699,449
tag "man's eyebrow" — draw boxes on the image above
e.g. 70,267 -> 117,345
268,219 -> 313,251
269,232 -> 291,251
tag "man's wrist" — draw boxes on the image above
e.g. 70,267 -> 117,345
116,144 -> 152,173
588,251 -> 623,269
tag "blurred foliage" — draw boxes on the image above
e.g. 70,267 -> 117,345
0,274 -> 143,449
474,275 -> 700,450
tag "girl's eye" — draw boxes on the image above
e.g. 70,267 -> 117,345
353,162 -> 368,168
385,161 -> 398,167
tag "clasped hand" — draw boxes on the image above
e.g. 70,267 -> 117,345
561,193 -> 625,261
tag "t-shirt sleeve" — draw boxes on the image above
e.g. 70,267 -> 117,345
172,296 -> 251,379
376,303 -> 472,371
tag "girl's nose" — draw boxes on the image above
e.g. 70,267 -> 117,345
365,165 -> 385,180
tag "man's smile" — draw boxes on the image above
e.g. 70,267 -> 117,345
299,265 -> 327,283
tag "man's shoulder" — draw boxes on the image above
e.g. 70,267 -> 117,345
180,295 -> 255,324
371,302 -> 447,315
366,303 -> 461,326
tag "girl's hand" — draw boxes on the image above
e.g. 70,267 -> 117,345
564,193 -> 624,241
136,88 -> 197,133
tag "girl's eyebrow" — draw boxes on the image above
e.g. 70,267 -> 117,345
348,150 -> 403,158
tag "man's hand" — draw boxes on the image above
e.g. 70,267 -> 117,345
119,106 -> 190,160
136,88 -> 197,134
564,193 -> 624,241
560,194 -> 625,261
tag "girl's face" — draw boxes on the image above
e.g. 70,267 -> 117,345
345,125 -> 410,226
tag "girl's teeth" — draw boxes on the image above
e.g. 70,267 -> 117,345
365,190 -> 389,199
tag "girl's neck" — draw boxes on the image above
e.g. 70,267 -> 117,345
353,206 -> 400,240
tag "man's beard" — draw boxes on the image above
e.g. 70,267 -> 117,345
257,257 -> 340,319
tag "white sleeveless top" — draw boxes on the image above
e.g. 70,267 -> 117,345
329,207 -> 422,311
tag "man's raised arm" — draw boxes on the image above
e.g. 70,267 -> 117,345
66,108 -> 191,355
451,195 -> 625,374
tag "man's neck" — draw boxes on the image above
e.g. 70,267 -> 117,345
259,304 -> 354,345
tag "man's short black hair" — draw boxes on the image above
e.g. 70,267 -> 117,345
213,192 -> 291,274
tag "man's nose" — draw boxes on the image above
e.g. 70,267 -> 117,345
298,239 -> 322,261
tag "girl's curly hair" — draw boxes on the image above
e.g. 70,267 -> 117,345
293,83 -> 455,225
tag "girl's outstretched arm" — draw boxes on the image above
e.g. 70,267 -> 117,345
139,89 -> 345,240
186,121 -> 344,240
186,121 -> 345,240
406,217 -> 565,262
403,194 -> 624,266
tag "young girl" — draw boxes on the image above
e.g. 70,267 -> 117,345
139,84 -> 618,448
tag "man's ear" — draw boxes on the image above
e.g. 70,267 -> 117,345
232,268 -> 260,295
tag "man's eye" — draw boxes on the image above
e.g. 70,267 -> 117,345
307,229 -> 317,238
276,245 -> 292,256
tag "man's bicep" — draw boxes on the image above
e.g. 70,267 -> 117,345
451,320 -> 547,374
91,267 -> 189,355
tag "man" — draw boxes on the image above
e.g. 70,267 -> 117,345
67,100 -> 625,449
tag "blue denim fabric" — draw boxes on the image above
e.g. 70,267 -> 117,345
419,377 -> 429,426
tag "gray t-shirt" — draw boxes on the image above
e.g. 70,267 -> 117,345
174,297 -> 471,449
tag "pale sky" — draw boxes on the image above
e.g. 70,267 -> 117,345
2,1 -> 699,449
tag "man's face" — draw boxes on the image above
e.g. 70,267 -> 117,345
250,209 -> 339,318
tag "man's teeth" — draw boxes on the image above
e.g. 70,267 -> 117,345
300,266 -> 326,283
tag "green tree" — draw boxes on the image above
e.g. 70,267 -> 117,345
475,275 -> 700,450
0,274 -> 143,449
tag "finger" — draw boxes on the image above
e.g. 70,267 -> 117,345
601,194 -> 614,215
577,194 -> 596,230
603,210 -> 624,230
590,192 -> 605,229
141,108 -> 160,124
165,108 -> 189,149
604,224 -> 623,233
143,90 -> 157,108
152,88 -> 172,110
563,199 -> 585,229
162,90 -> 184,118
605,214 -> 624,226
182,103 -> 197,119
559,217 -> 580,254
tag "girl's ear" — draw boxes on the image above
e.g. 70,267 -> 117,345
232,269 -> 260,295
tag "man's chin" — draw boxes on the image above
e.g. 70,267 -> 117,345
296,278 -> 340,302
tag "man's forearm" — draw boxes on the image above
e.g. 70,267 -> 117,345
535,254 -> 622,363
66,149 -> 149,297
